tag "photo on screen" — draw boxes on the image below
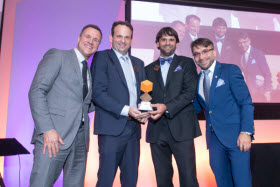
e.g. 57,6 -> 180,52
131,1 -> 280,103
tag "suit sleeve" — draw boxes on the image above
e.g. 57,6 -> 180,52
91,52 -> 125,118
229,65 -> 254,134
165,60 -> 198,119
28,49 -> 61,134
193,94 -> 202,114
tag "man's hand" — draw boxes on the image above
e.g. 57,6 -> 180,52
128,107 -> 149,120
237,133 -> 251,152
149,103 -> 167,120
43,129 -> 64,157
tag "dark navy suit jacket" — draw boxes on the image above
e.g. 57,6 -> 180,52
240,47 -> 272,98
91,49 -> 145,136
193,62 -> 254,148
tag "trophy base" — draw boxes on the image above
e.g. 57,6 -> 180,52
138,101 -> 153,112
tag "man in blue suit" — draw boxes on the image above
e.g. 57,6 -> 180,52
237,32 -> 272,102
91,21 -> 147,187
191,38 -> 254,187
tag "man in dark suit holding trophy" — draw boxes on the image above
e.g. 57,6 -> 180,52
145,27 -> 201,187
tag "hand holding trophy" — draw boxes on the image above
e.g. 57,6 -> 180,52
139,80 -> 153,112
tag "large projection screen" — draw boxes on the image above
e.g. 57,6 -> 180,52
131,1 -> 280,104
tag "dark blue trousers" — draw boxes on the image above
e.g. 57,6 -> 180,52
96,121 -> 140,187
209,130 -> 252,187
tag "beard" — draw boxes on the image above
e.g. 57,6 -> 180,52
159,45 -> 176,57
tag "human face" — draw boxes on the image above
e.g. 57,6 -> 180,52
186,18 -> 200,36
192,45 -> 216,70
77,27 -> 101,60
157,34 -> 178,58
110,25 -> 133,55
213,25 -> 227,38
238,37 -> 251,52
173,23 -> 186,41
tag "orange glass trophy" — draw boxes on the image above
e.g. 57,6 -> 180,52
139,80 -> 153,111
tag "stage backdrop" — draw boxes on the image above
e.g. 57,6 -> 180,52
1,0 -> 280,187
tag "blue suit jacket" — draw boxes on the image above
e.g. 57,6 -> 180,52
91,49 -> 145,136
193,62 -> 254,148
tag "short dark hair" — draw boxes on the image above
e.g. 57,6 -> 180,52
185,15 -> 200,24
111,21 -> 133,38
155,27 -> 180,43
238,32 -> 250,40
212,17 -> 227,28
80,24 -> 102,39
191,38 -> 214,53
171,20 -> 184,28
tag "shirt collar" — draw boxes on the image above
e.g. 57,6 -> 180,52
245,45 -> 251,55
112,48 -> 129,60
215,35 -> 225,40
74,48 -> 86,63
189,33 -> 198,41
201,60 -> 216,74
159,54 -> 175,60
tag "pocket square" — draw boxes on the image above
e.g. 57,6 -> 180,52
216,78 -> 225,88
174,65 -> 182,72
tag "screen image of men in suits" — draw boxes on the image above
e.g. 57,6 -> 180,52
91,21 -> 147,187
28,24 -> 102,187
145,27 -> 201,187
176,15 -> 202,57
192,38 -> 254,187
211,17 -> 238,65
237,32 -> 272,102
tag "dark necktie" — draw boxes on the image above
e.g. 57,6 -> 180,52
159,57 -> 173,65
203,70 -> 210,104
82,60 -> 88,100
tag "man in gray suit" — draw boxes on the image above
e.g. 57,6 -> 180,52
29,24 -> 102,187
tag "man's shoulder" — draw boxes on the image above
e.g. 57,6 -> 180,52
130,55 -> 144,65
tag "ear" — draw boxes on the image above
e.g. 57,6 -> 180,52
78,35 -> 81,43
109,35 -> 112,43
175,42 -> 178,48
156,42 -> 160,49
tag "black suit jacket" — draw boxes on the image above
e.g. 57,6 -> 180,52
145,55 -> 201,143
211,35 -> 238,64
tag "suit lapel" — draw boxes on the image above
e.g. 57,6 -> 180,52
153,60 -> 165,91
209,62 -> 222,106
69,50 -> 83,97
165,55 -> 179,87
130,57 -> 140,99
108,49 -> 128,88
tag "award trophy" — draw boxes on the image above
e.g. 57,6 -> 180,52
139,80 -> 153,112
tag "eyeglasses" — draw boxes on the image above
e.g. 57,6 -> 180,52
193,48 -> 214,58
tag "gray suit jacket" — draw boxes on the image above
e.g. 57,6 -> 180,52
29,48 -> 94,151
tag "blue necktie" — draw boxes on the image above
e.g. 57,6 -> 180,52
203,70 -> 210,104
159,57 -> 173,65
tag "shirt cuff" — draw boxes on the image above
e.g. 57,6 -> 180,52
241,132 -> 252,136
120,105 -> 130,117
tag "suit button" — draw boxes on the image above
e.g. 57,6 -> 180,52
209,124 -> 211,127
209,111 -> 212,114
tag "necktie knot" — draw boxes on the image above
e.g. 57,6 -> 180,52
120,56 -> 128,63
203,70 -> 210,76
159,57 -> 173,65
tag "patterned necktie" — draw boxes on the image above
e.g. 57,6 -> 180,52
203,70 -> 210,104
82,60 -> 88,100
159,57 -> 173,65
